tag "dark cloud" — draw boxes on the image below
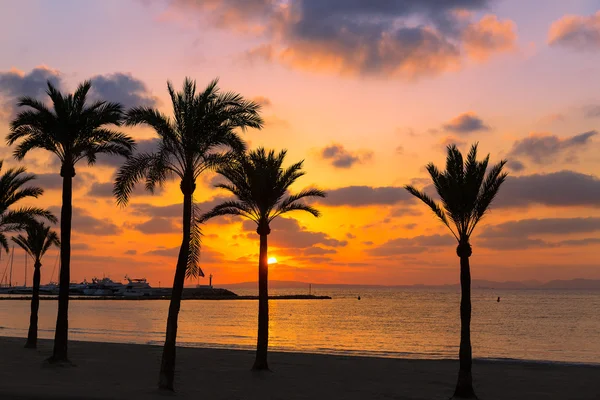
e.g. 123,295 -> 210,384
90,73 -> 157,108
476,217 -> 600,250
145,245 -> 223,263
242,217 -> 347,249
583,105 -> 600,119
319,144 -> 373,169
95,138 -> 160,167
506,159 -> 525,172
489,171 -> 600,208
171,0 -> 515,79
443,112 -> 490,134
130,195 -> 234,219
507,131 -> 597,165
49,206 -> 121,236
548,11 -> 600,51
0,66 -> 62,117
368,234 -> 455,256
318,186 -> 414,207
480,217 -> 600,238
71,243 -> 92,251
303,247 -> 337,256
125,249 -> 137,255
88,182 -> 114,197
126,217 -> 179,234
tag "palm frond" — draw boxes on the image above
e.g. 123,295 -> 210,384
113,153 -> 159,206
405,185 -> 459,240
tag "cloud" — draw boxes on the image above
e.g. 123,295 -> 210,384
145,245 -> 223,263
303,247 -> 337,256
494,170 -> 600,208
130,195 -> 234,219
506,159 -> 525,172
507,131 -> 597,165
126,217 -> 179,234
169,0 -> 517,79
49,206 -> 121,236
480,217 -> 600,238
0,66 -> 62,117
242,217 -> 347,249
125,249 -> 137,255
368,234 -> 455,256
318,186 -> 414,207
90,73 -> 158,108
0,67 -> 156,119
548,11 -> 600,50
477,217 -> 600,250
584,105 -> 600,119
252,96 -> 272,107
462,15 -> 517,61
438,135 -> 468,150
319,144 -> 373,169
95,138 -> 160,168
443,112 -> 490,134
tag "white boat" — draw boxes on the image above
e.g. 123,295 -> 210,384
118,276 -> 152,297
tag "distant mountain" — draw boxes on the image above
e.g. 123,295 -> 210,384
220,279 -> 600,290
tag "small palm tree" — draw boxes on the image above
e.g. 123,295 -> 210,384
405,143 -> 507,399
201,148 -> 325,371
0,161 -> 56,251
12,222 -> 60,349
7,80 -> 134,363
114,78 -> 263,390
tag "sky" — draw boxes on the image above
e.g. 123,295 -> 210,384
0,0 -> 599,286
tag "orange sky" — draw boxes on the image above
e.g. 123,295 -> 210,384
0,0 -> 599,286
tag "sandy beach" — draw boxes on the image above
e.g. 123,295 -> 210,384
0,337 -> 597,400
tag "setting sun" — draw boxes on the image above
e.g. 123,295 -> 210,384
268,257 -> 277,265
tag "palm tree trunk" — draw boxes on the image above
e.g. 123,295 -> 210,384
25,261 -> 41,349
453,253 -> 476,399
252,232 -> 269,370
158,189 -> 192,390
50,171 -> 72,363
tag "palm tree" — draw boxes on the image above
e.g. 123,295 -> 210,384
201,148 -> 326,371
0,161 -> 56,253
12,221 -> 60,349
7,80 -> 134,363
113,78 -> 263,390
405,143 -> 507,399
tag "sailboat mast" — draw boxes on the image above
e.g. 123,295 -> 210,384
24,251 -> 27,288
9,246 -> 14,287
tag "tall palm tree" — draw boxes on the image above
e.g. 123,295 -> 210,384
12,221 -> 60,349
405,143 -> 507,399
7,80 -> 134,363
200,148 -> 326,371
0,160 -> 56,253
114,78 -> 263,390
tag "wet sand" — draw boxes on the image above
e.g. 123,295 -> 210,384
0,337 -> 597,399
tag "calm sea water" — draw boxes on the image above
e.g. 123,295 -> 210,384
0,288 -> 598,364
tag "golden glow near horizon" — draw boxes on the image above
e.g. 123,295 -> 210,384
0,1 -> 599,287
268,257 -> 278,265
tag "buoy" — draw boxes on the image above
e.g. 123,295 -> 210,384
357,295 -> 361,300
497,297 -> 500,302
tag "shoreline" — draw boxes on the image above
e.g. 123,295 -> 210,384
0,294 -> 332,301
1,336 -> 598,399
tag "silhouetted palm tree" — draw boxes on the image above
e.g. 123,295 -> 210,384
405,143 -> 507,399
0,161 -> 56,252
7,80 -> 134,363
201,148 -> 325,371
114,78 -> 263,390
12,222 -> 60,349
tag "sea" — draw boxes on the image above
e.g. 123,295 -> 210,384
1,287 -> 598,364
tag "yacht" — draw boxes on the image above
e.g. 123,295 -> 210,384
118,276 -> 152,297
